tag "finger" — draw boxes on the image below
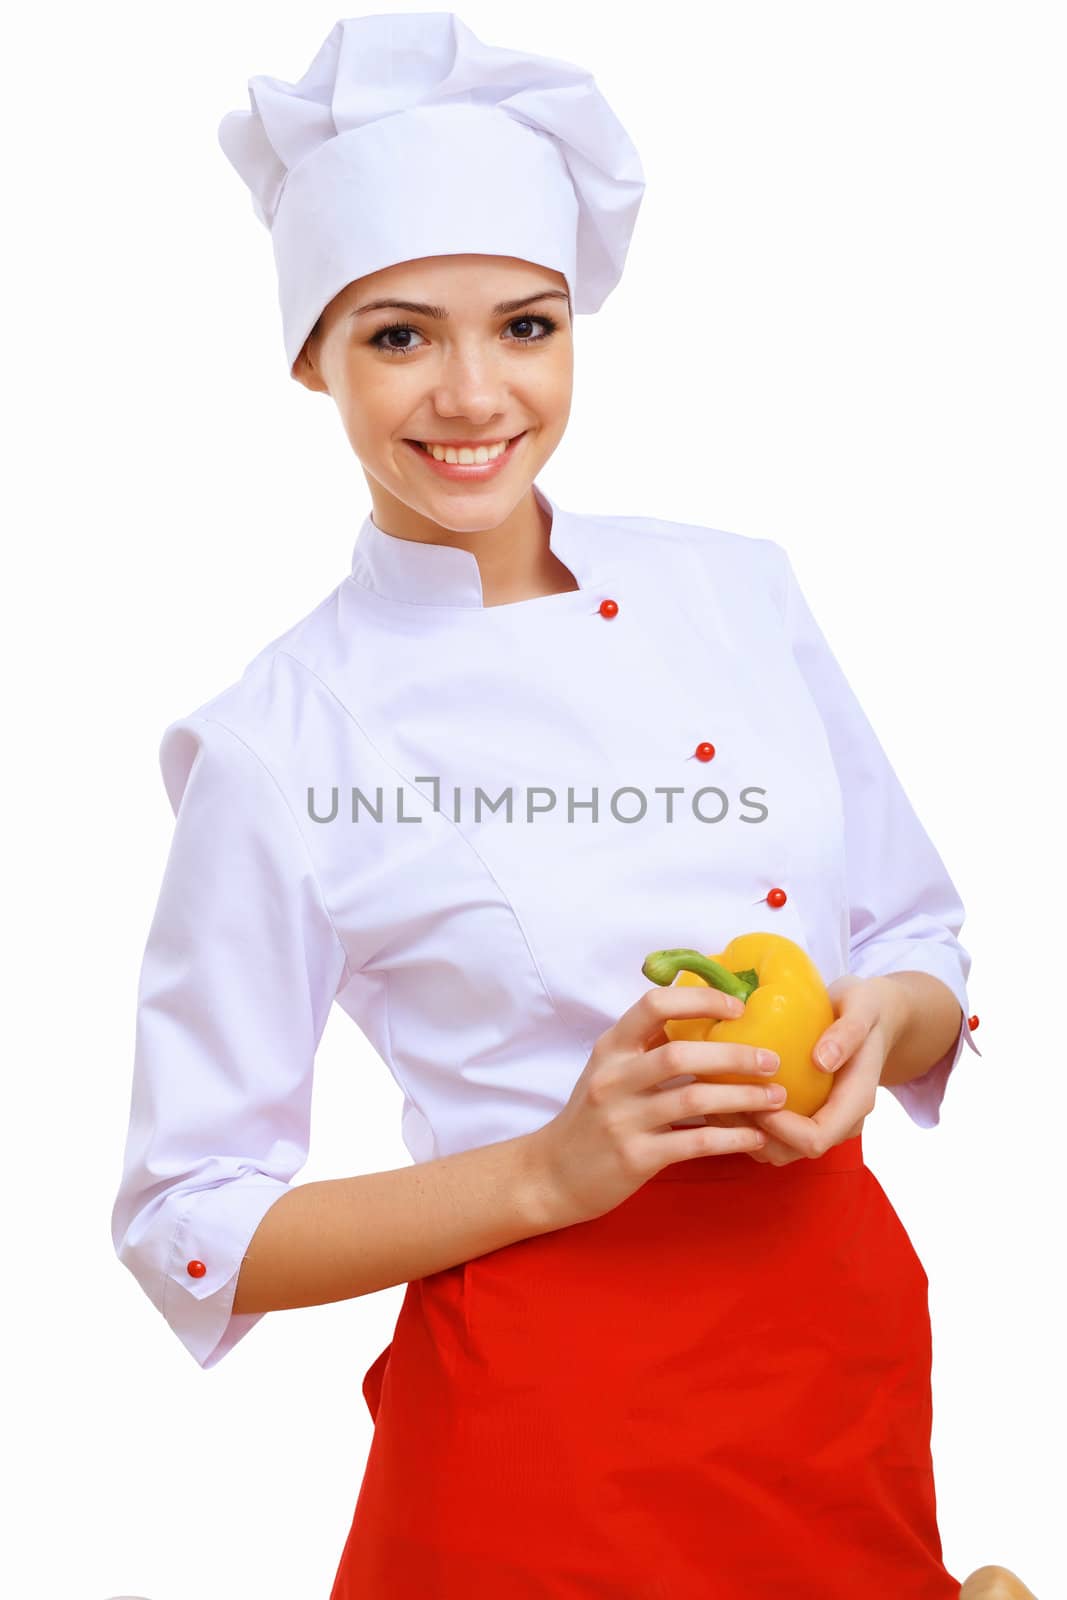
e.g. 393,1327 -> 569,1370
709,1110 -> 767,1161
749,1105 -> 820,1158
642,1036 -> 779,1096
655,1078 -> 785,1130
757,1039 -> 879,1156
622,983 -> 747,1054
748,1126 -> 803,1165
808,1035 -> 881,1143
813,1008 -> 874,1074
710,1111 -> 801,1166
751,1097 -> 869,1159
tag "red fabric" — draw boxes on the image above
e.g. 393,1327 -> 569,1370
330,1133 -> 961,1598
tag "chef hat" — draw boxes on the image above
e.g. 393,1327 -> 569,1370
218,12 -> 646,375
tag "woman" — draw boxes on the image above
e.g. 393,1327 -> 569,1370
110,14 -> 1008,1597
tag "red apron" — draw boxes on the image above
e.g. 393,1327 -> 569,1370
330,1132 -> 961,1598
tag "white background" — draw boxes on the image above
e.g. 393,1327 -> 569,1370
6,1 -> 1063,1596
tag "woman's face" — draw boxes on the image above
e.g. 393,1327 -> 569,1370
294,254 -> 574,534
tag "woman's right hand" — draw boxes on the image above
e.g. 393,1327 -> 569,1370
530,985 -> 786,1227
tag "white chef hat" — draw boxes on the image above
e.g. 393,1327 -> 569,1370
218,12 -> 646,376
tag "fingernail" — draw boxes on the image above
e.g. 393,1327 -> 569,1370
816,1042 -> 840,1071
757,1050 -> 780,1070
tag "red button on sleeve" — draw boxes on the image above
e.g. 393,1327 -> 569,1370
186,1259 -> 207,1279
766,887 -> 787,908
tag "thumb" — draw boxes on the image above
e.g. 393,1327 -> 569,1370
813,1013 -> 871,1073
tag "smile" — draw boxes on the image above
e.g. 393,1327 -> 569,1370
403,432 -> 527,479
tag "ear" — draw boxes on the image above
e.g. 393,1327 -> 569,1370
291,339 -> 329,394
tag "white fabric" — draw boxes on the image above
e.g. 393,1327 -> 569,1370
217,13 -> 646,373
111,485 -> 980,1369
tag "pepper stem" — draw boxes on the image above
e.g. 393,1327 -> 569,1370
641,948 -> 759,1002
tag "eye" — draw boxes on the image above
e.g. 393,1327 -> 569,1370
506,315 -> 559,344
368,314 -> 560,359
369,322 -> 428,357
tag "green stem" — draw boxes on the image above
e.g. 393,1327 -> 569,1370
641,947 -> 759,1001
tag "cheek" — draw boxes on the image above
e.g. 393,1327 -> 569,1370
529,366 -> 573,432
335,383 -> 396,455
340,412 -> 374,462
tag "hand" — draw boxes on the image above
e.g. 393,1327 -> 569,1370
532,984 -> 785,1225
709,975 -> 903,1166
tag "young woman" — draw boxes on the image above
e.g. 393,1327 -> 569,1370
111,14 -> 1023,1597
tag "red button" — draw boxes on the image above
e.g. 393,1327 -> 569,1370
967,1014 -> 979,1031
186,1260 -> 207,1279
694,742 -> 716,762
766,887 -> 787,908
598,598 -> 619,619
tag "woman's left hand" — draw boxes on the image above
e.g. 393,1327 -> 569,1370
711,974 -> 903,1166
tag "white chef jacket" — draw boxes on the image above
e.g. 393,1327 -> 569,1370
111,483 -> 980,1371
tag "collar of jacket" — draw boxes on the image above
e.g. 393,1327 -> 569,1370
348,482 -> 598,608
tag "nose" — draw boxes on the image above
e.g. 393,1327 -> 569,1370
430,342 -> 513,418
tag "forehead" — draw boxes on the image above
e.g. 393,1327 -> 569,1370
344,254 -> 569,303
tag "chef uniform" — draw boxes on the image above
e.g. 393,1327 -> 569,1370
110,14 -> 982,1598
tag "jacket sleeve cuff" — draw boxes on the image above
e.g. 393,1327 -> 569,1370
850,940 -> 981,1128
159,1180 -> 292,1370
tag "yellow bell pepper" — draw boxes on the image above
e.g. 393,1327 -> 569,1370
641,932 -> 835,1116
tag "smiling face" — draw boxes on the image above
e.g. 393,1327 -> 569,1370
293,253 -> 574,538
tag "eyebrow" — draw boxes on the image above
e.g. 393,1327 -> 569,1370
349,289 -> 572,320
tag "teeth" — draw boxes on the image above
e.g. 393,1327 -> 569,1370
419,437 -> 512,464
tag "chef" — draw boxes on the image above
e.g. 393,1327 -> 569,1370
111,13 -> 982,1597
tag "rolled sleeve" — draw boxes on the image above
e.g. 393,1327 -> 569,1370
111,712 -> 350,1369
770,542 -> 981,1128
